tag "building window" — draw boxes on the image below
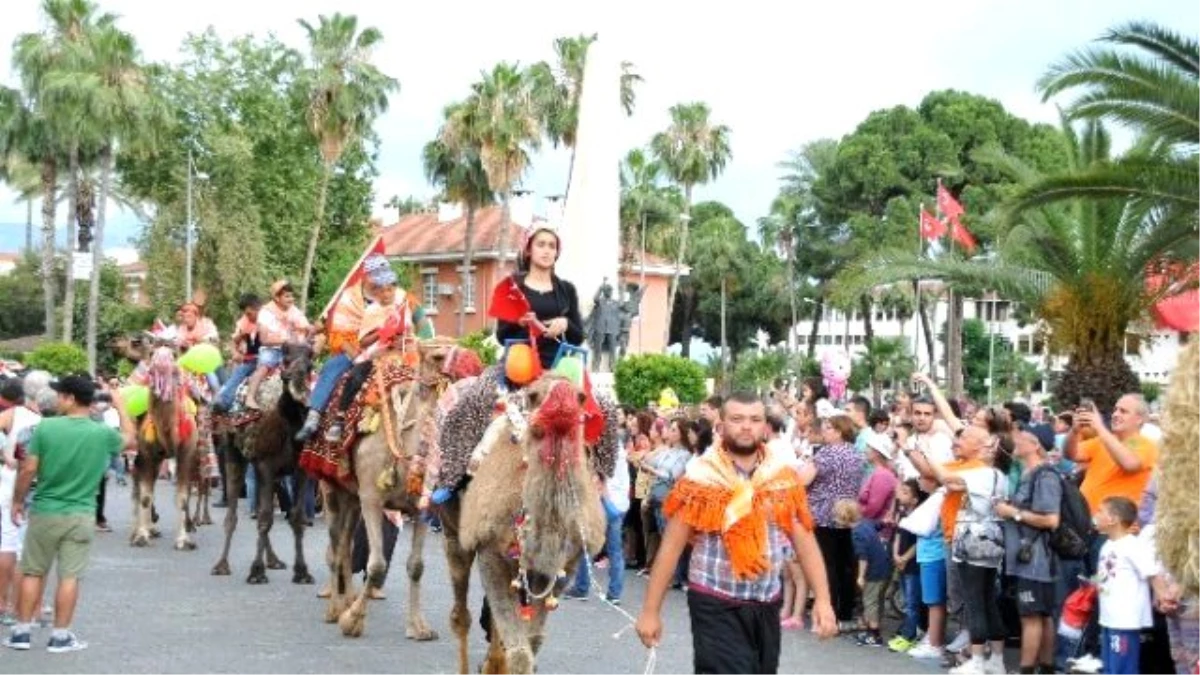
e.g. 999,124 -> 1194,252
1125,334 -> 1142,355
461,270 -> 476,310
422,272 -> 437,310
798,335 -> 807,345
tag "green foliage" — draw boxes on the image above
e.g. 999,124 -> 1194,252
731,348 -> 809,393
858,338 -> 916,404
457,329 -> 499,366
25,342 -> 88,376
1141,381 -> 1161,405
614,354 -> 707,408
0,256 -> 48,340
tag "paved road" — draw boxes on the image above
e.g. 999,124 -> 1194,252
7,481 -> 938,674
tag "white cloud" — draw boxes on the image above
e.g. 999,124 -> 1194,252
0,0 -> 1195,249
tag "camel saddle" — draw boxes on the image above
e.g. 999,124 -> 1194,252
299,353 -> 426,490
140,392 -> 198,446
216,372 -> 285,429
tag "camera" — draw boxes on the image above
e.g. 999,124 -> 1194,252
1017,538 -> 1034,564
94,392 -> 112,404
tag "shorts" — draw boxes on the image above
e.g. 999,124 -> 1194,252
20,513 -> 95,579
257,346 -> 284,369
1014,577 -> 1057,617
920,559 -> 947,606
0,508 -> 27,556
862,580 -> 887,622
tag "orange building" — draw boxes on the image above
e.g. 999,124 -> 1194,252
380,205 -> 684,354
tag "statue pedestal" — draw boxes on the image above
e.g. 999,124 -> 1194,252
589,372 -> 617,402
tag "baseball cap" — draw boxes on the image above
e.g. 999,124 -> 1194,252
49,374 -> 97,406
865,432 -> 895,461
1026,423 -> 1057,452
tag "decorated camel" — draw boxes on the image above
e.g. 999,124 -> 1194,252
129,345 -> 203,550
211,342 -> 316,584
304,338 -> 467,640
436,371 -> 618,675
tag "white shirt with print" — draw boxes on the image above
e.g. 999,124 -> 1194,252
1097,534 -> 1160,630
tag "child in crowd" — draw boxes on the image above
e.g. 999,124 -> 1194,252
840,499 -> 892,648
889,479 -> 926,652
1095,496 -> 1171,675
908,476 -> 947,660
215,293 -> 262,412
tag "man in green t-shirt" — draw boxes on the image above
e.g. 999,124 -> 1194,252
4,375 -> 133,653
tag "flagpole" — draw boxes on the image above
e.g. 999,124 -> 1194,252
938,179 -> 952,388
914,203 -> 923,372
319,233 -> 384,321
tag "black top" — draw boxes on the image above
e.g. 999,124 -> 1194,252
494,273 -> 585,370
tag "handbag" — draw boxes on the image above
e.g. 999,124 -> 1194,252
953,470 -> 1005,563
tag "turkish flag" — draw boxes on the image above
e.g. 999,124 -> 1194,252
920,208 -> 947,241
1148,264 -> 1200,332
321,235 -> 386,324
937,184 -> 965,220
488,276 -> 532,324
950,218 -> 978,254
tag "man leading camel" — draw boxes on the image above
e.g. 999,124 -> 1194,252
4,376 -> 134,653
636,391 -> 836,673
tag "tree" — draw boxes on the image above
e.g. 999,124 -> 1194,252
838,117 -> 1187,411
1022,22 -> 1198,237
0,154 -> 40,252
528,34 -> 641,193
424,100 -> 495,336
619,148 -> 678,273
298,13 -> 398,310
651,102 -> 732,348
462,63 -> 541,276
859,338 -> 915,407
692,215 -> 744,390
384,195 -> 425,221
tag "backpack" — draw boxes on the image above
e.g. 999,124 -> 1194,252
1030,465 -> 1091,560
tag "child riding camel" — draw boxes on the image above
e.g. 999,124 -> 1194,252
245,280 -> 312,411
322,262 -> 413,444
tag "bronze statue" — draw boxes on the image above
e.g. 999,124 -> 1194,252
585,279 -> 622,372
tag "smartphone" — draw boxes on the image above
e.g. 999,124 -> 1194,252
1080,397 -> 1095,412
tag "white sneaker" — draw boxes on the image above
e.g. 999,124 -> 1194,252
908,642 -> 944,660
983,655 -> 1006,674
949,659 -> 985,675
946,629 -> 971,653
1069,654 -> 1103,674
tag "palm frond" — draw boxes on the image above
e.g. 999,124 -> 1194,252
1104,21 -> 1199,77
831,248 -> 1052,307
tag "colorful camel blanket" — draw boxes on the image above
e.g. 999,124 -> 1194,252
664,443 -> 814,580
299,356 -> 422,489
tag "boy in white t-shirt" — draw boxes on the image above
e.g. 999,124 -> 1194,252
1094,496 -> 1170,675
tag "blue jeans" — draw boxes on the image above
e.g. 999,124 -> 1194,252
651,501 -> 688,585
899,572 -> 922,640
309,354 -> 353,412
217,362 -> 256,409
573,509 -> 625,600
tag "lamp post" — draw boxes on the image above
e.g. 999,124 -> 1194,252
986,297 -> 998,405
185,149 -> 208,301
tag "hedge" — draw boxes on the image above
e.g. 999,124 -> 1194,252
613,354 -> 707,408
23,342 -> 89,376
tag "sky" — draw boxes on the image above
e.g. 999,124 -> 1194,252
0,0 -> 1196,259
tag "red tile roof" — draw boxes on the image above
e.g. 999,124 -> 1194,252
120,261 -> 148,275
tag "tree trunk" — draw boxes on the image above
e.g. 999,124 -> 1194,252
918,294 -> 936,374
495,189 -> 513,275
807,297 -> 824,360
458,203 -> 476,337
299,161 -> 334,313
720,276 -> 728,392
860,294 -> 874,347
86,144 -> 112,375
947,290 -> 965,398
63,147 -> 79,342
25,198 -> 32,254
786,244 -> 797,353
40,157 -> 58,341
664,184 -> 693,350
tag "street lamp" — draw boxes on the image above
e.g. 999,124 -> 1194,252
185,148 -> 208,301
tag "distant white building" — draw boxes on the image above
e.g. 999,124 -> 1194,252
792,281 -> 1183,400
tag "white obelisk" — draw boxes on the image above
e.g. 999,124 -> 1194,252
557,38 -> 621,327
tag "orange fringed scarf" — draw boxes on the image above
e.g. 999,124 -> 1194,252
664,443 -> 814,580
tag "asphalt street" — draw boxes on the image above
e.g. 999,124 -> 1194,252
4,480 -> 938,674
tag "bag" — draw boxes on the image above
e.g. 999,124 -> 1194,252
900,488 -> 946,537
1031,467 -> 1091,560
953,470 -> 1005,564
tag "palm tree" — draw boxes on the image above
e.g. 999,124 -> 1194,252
650,102 -> 732,347
692,216 -> 744,390
529,34 -> 641,193
424,100 -> 495,336
464,63 -> 541,275
1020,22 -> 1198,234
619,148 -> 673,274
758,194 -> 801,352
860,337 -> 915,407
835,118 -> 1193,411
384,195 -> 424,221
0,154 -> 40,253
298,13 -> 399,310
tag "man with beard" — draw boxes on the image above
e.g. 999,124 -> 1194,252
636,391 -> 836,673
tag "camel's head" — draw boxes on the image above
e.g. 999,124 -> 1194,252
440,345 -> 484,383
416,338 -> 457,382
109,334 -> 146,363
281,343 -> 314,403
525,375 -> 585,474
147,346 -> 177,401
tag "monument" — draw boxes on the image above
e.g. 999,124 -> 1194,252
554,37 -> 622,378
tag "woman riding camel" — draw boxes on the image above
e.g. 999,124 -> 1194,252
245,280 -> 312,410
295,254 -> 390,442
495,225 -> 585,370
175,300 -> 221,394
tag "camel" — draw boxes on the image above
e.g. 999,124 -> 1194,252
440,374 -> 606,674
130,345 -> 202,551
211,343 -> 316,584
322,338 -> 457,641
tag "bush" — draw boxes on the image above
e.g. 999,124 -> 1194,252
614,354 -> 707,408
1141,382 -> 1161,405
458,329 -> 500,366
24,342 -> 89,376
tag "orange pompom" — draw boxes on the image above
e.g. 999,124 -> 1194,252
505,344 -> 538,385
